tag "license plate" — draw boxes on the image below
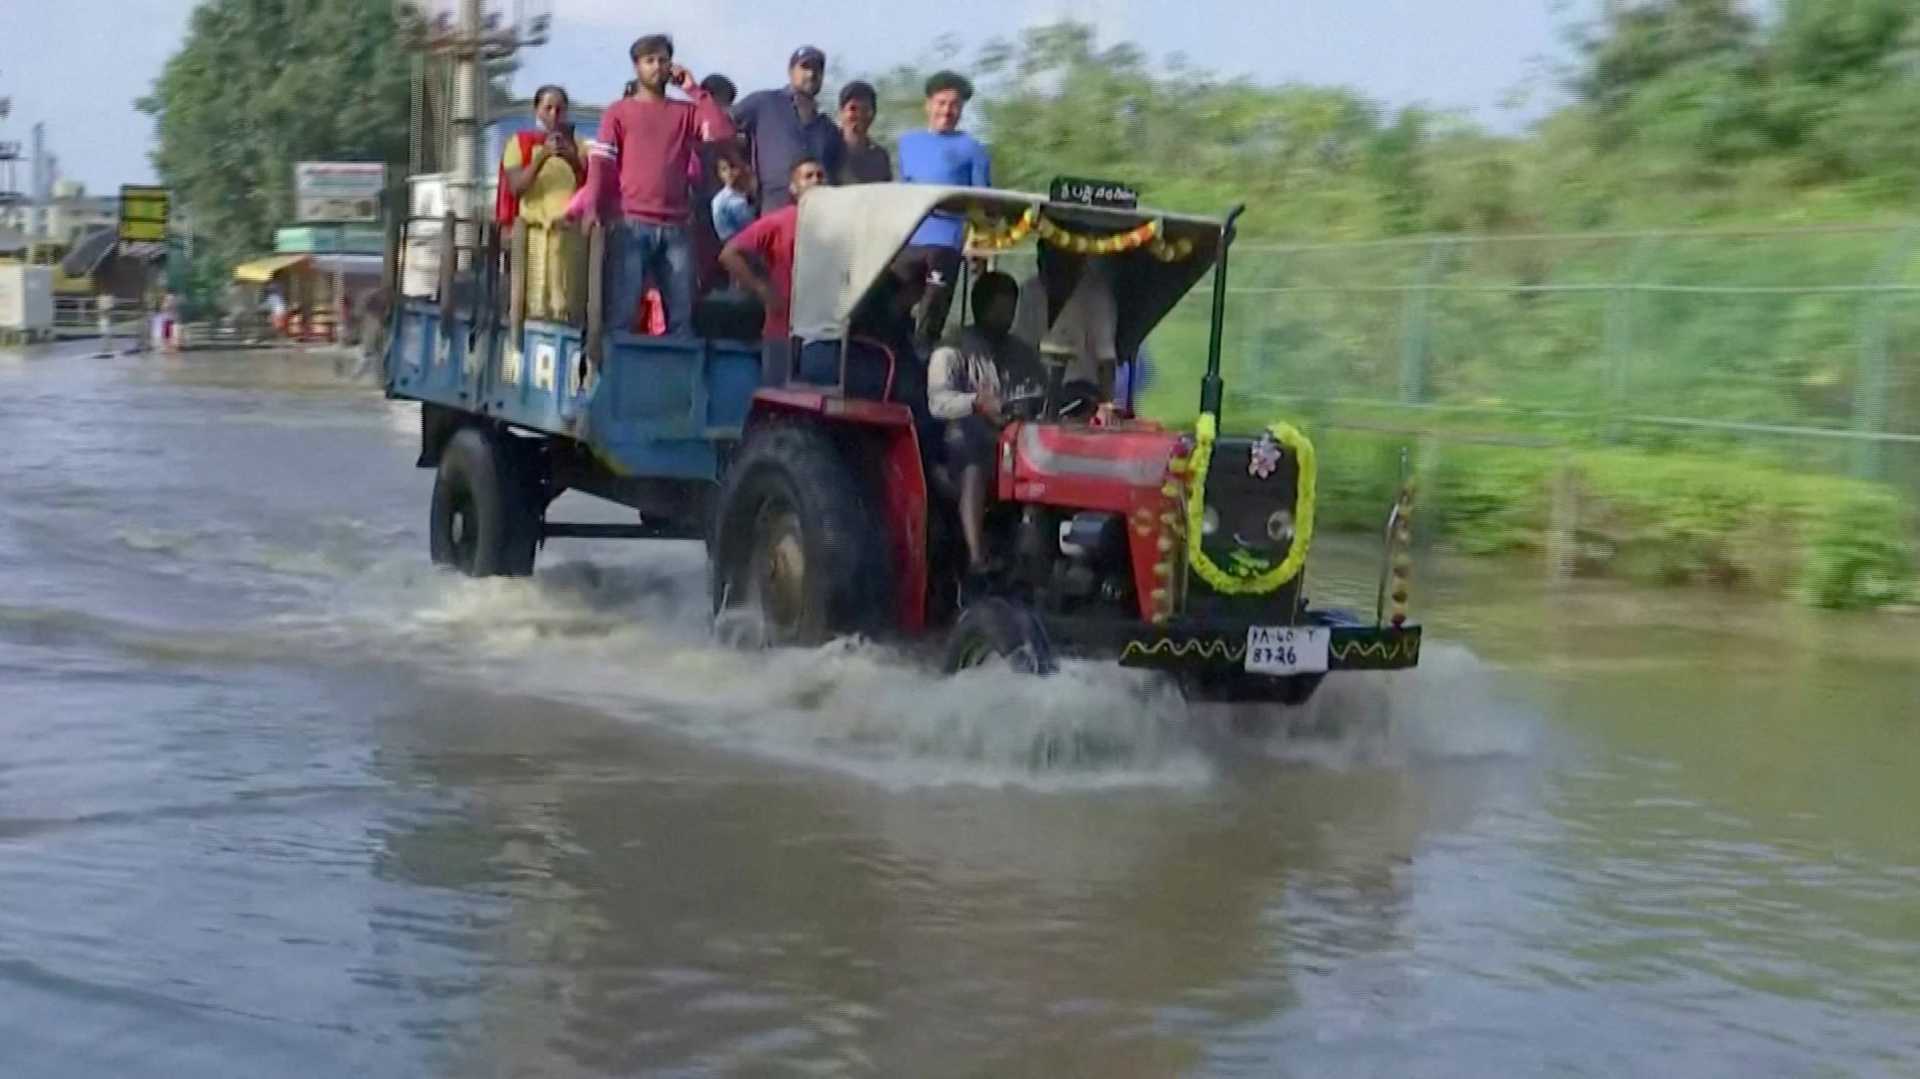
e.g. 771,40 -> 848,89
1245,626 -> 1330,676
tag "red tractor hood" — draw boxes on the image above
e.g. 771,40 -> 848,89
1003,422 -> 1184,506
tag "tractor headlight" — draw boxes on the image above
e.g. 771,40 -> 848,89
1267,509 -> 1295,545
1201,505 -> 1220,537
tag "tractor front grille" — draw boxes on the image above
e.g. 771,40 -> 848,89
1185,434 -> 1307,622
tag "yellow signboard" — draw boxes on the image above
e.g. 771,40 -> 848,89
118,185 -> 170,243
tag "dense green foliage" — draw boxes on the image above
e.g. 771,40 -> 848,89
867,3 -> 1920,234
1299,426 -> 1915,609
138,0 -> 412,281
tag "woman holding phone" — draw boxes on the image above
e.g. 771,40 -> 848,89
497,85 -> 587,321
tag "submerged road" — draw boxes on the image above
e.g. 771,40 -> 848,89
1,341 -> 1917,1076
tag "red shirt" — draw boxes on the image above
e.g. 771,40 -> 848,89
725,205 -> 798,340
594,90 -> 735,225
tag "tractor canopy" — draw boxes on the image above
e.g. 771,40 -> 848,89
789,183 -> 1226,362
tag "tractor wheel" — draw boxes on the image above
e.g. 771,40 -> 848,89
429,427 -> 542,577
710,422 -> 886,646
942,599 -> 1056,675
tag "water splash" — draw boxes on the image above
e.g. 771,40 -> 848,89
16,518 -> 1533,789
300,548 -> 1532,787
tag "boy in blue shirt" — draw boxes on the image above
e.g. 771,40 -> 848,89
896,70 -> 990,350
709,145 -> 757,244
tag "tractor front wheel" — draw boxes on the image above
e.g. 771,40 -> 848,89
941,599 -> 1056,675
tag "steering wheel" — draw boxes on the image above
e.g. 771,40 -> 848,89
1001,391 -> 1050,423
1053,379 -> 1103,421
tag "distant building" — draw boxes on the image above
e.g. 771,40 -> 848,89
0,180 -> 119,246
40,182 -> 118,245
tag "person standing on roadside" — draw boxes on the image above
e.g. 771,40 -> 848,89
833,80 -> 891,185
572,34 -> 735,337
732,46 -> 840,213
895,70 -> 990,349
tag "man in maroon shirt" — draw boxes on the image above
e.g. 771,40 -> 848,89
575,34 -> 734,337
717,156 -> 827,383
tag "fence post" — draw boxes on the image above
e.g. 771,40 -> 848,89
1398,239 -> 1445,404
1547,447 -> 1578,584
1241,249 -> 1278,401
1851,226 -> 1916,481
1602,235 -> 1663,442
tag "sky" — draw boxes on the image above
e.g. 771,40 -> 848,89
0,0 -> 1590,195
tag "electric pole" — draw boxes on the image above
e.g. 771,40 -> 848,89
396,1 -> 549,268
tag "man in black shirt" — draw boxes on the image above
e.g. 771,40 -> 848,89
732,46 -> 841,212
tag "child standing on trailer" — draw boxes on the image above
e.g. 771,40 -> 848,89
709,145 -> 757,245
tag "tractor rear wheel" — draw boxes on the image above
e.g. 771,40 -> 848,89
429,427 -> 542,577
710,423 -> 886,646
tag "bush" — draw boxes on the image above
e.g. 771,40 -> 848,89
1210,414 -> 1917,609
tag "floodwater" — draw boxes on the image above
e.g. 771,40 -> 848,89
1,341 -> 1917,1078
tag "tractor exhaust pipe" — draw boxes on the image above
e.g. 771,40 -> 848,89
1198,205 -> 1246,425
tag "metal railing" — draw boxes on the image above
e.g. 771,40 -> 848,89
1118,223 -> 1920,487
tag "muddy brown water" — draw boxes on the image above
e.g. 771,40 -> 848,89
1,342 -> 1917,1077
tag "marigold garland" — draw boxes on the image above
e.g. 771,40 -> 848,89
1183,414 -> 1317,595
965,209 -> 1198,262
966,207 -> 1038,251
1147,235 -> 1196,262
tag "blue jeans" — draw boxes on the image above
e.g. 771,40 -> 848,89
606,219 -> 693,337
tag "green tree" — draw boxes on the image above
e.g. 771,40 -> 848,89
1572,0 -> 1757,112
137,0 -> 411,281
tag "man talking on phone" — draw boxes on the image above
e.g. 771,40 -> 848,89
572,34 -> 735,337
497,85 -> 586,321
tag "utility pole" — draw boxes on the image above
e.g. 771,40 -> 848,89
397,1 -> 549,269
0,77 -> 16,220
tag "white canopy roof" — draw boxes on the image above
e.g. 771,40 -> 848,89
788,183 -> 1225,345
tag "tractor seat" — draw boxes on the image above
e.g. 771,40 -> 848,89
692,288 -> 765,341
794,338 -> 903,402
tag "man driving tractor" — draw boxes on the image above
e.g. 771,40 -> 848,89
927,271 -> 1046,586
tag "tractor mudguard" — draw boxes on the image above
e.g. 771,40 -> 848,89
745,390 -> 929,636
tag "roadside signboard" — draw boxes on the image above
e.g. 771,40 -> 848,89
295,162 -> 387,223
118,185 -> 170,243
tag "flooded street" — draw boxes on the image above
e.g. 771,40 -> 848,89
2,342 -> 1917,1077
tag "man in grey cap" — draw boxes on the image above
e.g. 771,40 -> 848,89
733,46 -> 842,213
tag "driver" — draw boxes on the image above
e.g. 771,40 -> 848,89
928,272 -> 1045,584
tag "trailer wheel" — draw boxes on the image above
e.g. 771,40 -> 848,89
711,423 -> 885,646
429,427 -> 541,577
942,599 -> 1056,675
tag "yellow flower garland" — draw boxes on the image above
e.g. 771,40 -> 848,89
1036,214 -> 1160,256
1146,234 -> 1196,262
966,207 -> 1038,251
966,209 -> 1197,262
1183,414 -> 1317,595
